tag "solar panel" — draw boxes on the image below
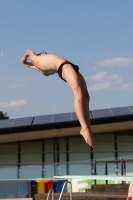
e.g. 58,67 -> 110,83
0,119 -> 14,129
33,115 -> 53,125
129,106 -> 133,113
111,107 -> 132,116
53,113 -> 72,123
92,109 -> 113,118
11,117 -> 33,127
72,112 -> 78,121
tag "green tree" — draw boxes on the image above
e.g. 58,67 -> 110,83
0,111 -> 9,119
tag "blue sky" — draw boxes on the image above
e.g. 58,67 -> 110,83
0,0 -> 133,119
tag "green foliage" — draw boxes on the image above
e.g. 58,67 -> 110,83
0,111 -> 9,119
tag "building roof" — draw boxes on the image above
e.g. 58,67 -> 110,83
0,106 -> 133,143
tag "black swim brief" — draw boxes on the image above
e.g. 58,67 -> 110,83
58,61 -> 79,82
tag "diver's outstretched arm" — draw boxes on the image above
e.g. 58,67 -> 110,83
20,49 -> 35,64
21,60 -> 41,72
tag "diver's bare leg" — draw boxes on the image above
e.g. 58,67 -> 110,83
78,73 -> 95,145
62,65 -> 94,147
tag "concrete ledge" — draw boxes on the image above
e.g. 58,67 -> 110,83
35,193 -> 127,200
0,199 -> 32,200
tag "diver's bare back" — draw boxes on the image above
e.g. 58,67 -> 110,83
34,54 -> 66,71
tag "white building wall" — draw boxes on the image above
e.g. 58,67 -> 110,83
0,132 -> 133,178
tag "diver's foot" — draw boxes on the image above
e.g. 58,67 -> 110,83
80,128 -> 95,148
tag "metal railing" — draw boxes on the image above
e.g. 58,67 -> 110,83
46,181 -> 72,200
93,158 -> 133,184
46,189 -> 54,200
59,181 -> 72,200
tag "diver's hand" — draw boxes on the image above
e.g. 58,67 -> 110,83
20,57 -> 27,64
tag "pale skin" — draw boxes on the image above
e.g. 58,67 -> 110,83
20,49 -> 95,148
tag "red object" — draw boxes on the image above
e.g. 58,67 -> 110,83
45,180 -> 54,193
127,196 -> 133,200
130,196 -> 133,200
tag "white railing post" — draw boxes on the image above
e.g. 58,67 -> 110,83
58,181 -> 72,200
46,188 -> 54,200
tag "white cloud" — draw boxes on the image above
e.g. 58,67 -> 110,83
85,72 -> 107,81
116,84 -> 133,92
7,84 -> 28,89
98,57 -> 133,67
105,74 -> 123,84
86,55 -> 93,60
0,84 -> 29,90
88,82 -> 110,92
87,72 -> 133,92
0,100 -> 27,113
